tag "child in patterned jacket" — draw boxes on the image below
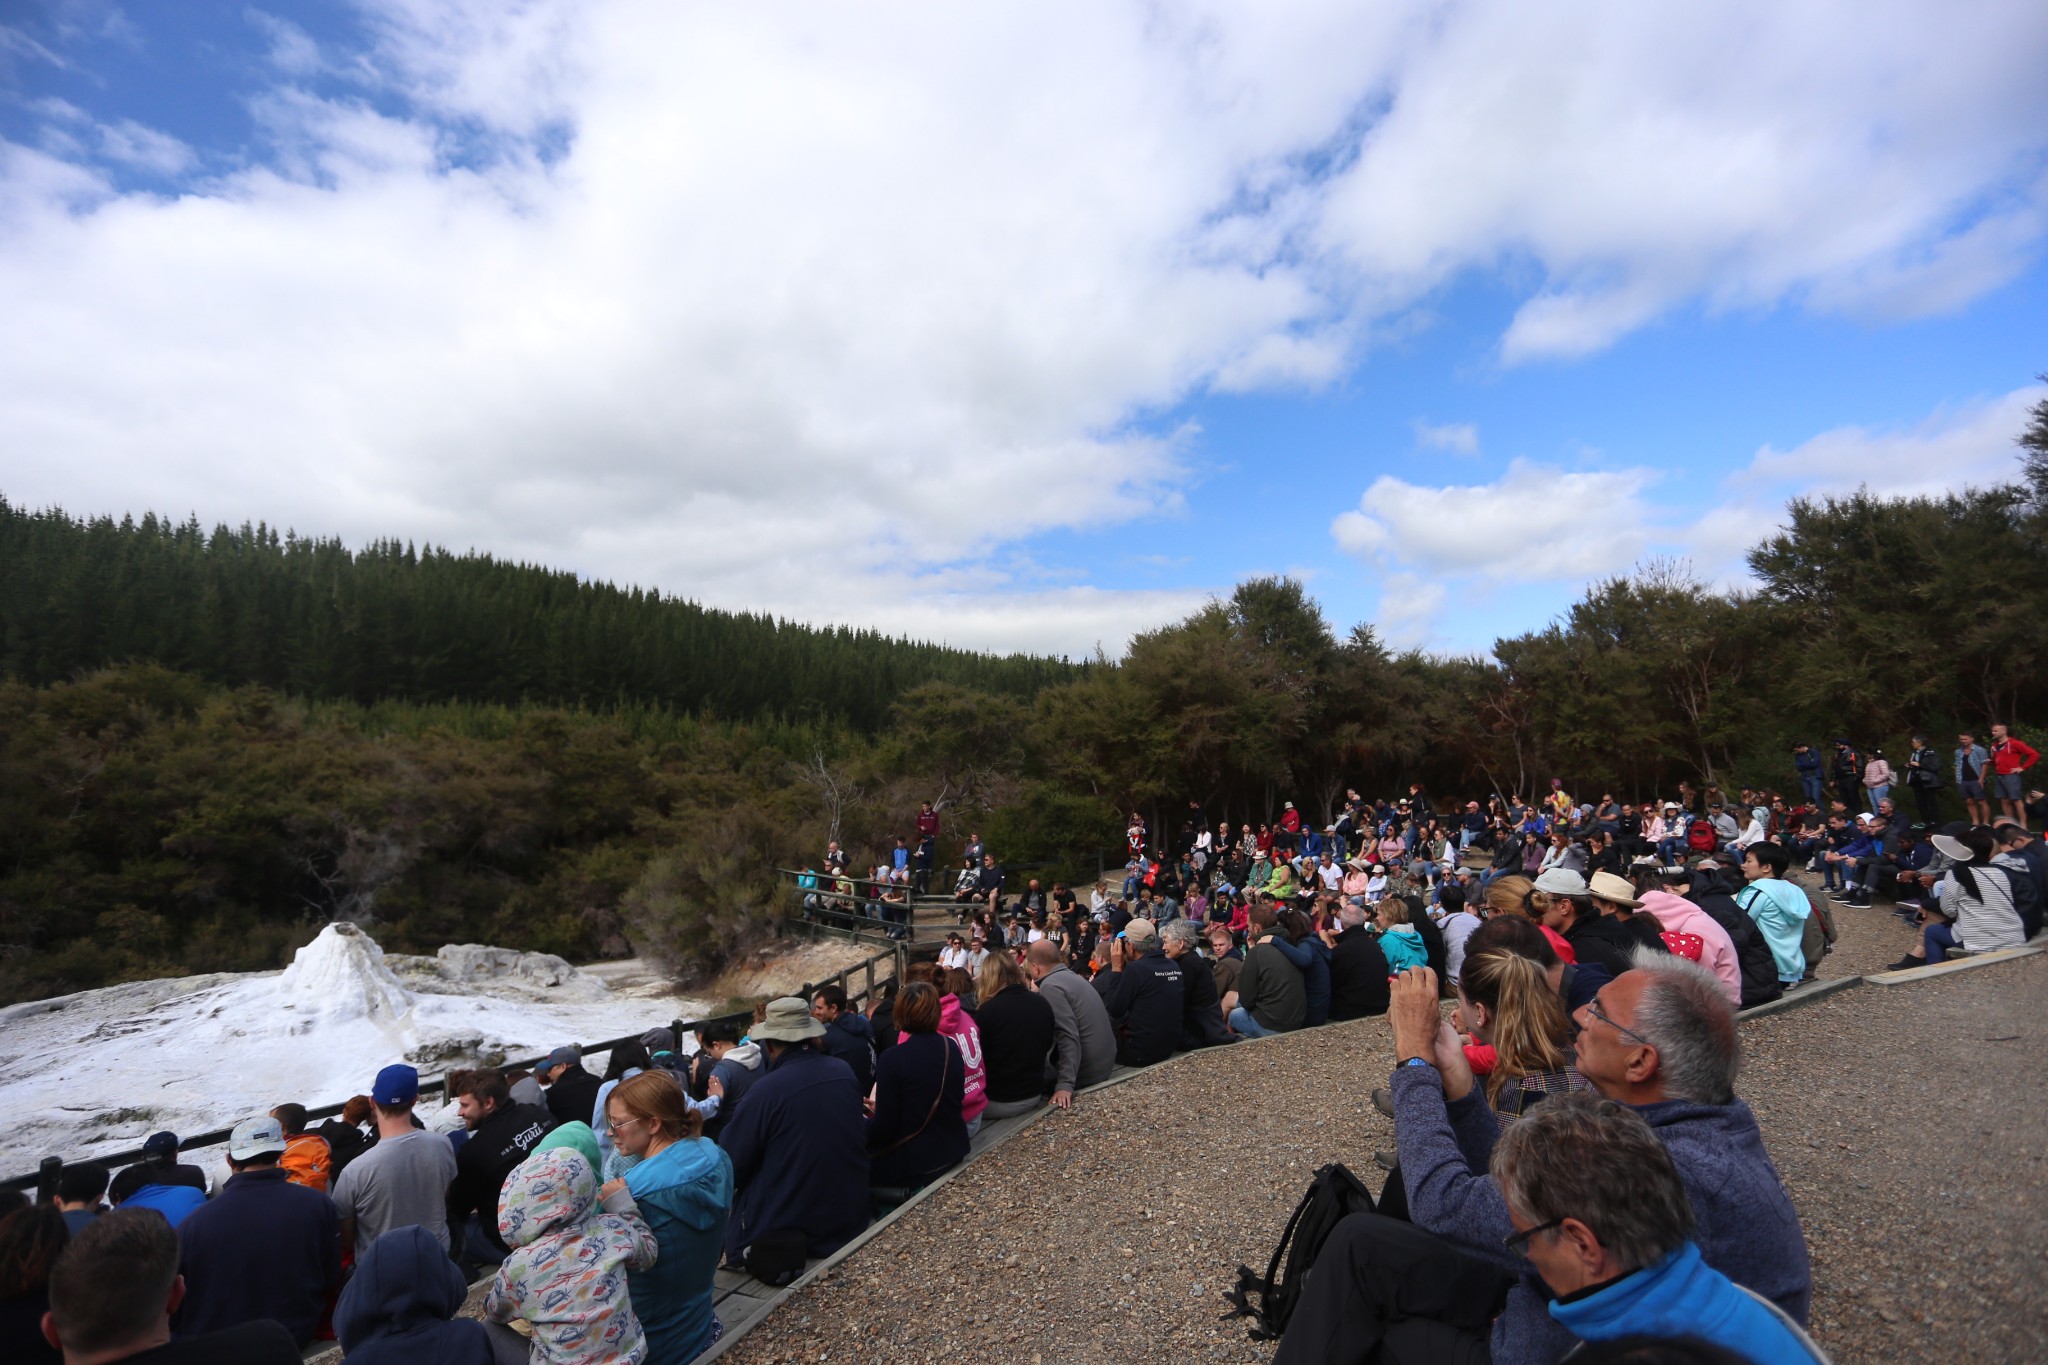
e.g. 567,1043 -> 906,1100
486,1147 -> 661,1364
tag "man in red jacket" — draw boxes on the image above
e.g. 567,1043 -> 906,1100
1991,724 -> 2041,830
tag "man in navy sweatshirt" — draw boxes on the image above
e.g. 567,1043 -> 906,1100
1274,952 -> 1810,1365
174,1115 -> 340,1347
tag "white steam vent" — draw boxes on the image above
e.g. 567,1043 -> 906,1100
277,922 -> 415,1025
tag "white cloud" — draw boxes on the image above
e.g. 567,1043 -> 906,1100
95,119 -> 195,176
1333,459 -> 1656,581
1739,384 -> 2045,503
1413,420 -> 1478,455
2,1 -> 2046,654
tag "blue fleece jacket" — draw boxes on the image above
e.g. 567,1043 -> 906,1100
1552,1242 -> 1826,1364
1390,1066 -> 1811,1365
333,1225 -> 492,1365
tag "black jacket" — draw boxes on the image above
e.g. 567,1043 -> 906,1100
1560,911 -> 1645,977
1327,926 -> 1392,1021
544,1064 -> 603,1131
821,1012 -> 877,1095
1103,946 -> 1185,1066
975,984 -> 1056,1102
447,1102 -> 555,1253
1686,869 -> 1783,1009
866,1032 -> 969,1190
1175,948 -> 1232,1050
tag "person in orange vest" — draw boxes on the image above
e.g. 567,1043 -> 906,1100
269,1103 -> 333,1193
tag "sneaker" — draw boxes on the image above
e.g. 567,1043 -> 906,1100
1846,893 -> 1872,908
1828,888 -> 1859,902
1373,1150 -> 1400,1172
1370,1088 -> 1396,1120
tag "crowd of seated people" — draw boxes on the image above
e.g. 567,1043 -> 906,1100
7,760 -> 2038,1364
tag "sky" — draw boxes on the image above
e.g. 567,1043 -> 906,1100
2,0 -> 2045,660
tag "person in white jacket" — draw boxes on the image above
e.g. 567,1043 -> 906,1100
1634,886 -> 1742,1007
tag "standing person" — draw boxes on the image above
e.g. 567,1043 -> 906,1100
173,1117 -> 339,1348
1904,735 -> 1946,826
714,999 -> 869,1266
599,1072 -> 734,1364
445,1069 -> 556,1264
1954,731 -> 1992,826
41,1211 -> 301,1365
1830,738 -> 1863,810
1861,749 -> 1895,812
331,1064 -> 459,1262
1791,742 -> 1824,807
1990,723 -> 2040,830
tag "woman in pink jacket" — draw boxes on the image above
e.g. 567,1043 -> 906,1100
1634,887 -> 1742,1006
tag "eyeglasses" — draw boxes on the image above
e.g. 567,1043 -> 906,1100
1503,1218 -> 1564,1254
605,1116 -> 645,1134
1575,1000 -> 1655,1049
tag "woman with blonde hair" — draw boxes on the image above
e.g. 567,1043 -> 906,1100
1485,873 -> 1578,965
1453,947 -> 1586,1121
973,950 -> 1055,1119
597,1069 -> 734,1364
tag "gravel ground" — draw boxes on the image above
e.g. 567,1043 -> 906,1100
1787,866 -> 1921,980
719,933 -> 2043,1365
1741,951 -> 2048,1364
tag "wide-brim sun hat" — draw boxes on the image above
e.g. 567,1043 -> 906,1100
1586,871 -> 1642,907
752,996 -> 827,1043
1930,833 -> 1974,862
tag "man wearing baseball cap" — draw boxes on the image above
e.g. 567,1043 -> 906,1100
331,1064 -> 458,1261
107,1130 -> 209,1207
173,1115 -> 340,1347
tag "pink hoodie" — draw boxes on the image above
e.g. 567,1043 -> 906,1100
903,994 -> 988,1124
1636,890 -> 1741,1006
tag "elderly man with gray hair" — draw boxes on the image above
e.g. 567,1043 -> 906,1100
1161,918 -> 1232,1049
1493,1093 -> 1827,1362
1273,950 -> 1810,1365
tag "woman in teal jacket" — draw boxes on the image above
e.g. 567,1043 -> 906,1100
600,1071 -> 736,1364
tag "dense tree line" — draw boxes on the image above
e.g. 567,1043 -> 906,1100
2,396 -> 2041,1003
0,497 -> 1077,730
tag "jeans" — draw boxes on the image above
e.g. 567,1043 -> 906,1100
1865,784 -> 1889,812
1658,838 -> 1685,863
1228,1005 -> 1275,1038
1923,921 -> 1958,964
1800,774 -> 1824,805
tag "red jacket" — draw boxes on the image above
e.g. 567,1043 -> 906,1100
1993,736 -> 2040,775
916,808 -> 940,837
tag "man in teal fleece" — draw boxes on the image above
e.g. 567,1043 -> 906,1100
1494,1092 -> 1825,1363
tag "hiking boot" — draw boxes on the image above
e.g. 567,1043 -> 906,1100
1373,1150 -> 1400,1172
1370,1088 -> 1396,1119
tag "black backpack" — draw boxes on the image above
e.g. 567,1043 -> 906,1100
1222,1162 -> 1375,1341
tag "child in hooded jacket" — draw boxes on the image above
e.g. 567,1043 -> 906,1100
485,1147 -> 660,1365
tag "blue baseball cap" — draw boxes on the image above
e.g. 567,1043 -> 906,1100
372,1064 -> 419,1106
